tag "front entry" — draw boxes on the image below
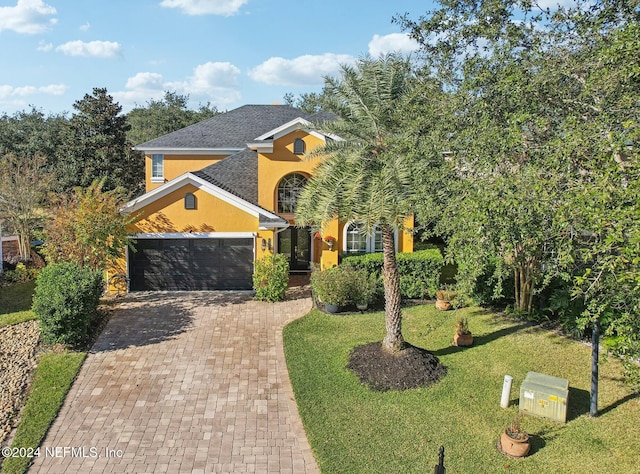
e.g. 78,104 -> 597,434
278,227 -> 311,272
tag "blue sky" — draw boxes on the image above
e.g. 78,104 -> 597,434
0,0 -> 435,115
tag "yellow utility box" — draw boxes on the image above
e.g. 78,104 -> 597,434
519,371 -> 569,423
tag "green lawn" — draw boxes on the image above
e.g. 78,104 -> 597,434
1,352 -> 86,474
0,281 -> 88,474
0,281 -> 37,327
284,305 -> 639,474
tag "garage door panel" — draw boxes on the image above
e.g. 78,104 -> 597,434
128,238 -> 254,291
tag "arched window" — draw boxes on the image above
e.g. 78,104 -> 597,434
293,138 -> 305,154
184,192 -> 196,209
277,173 -> 307,213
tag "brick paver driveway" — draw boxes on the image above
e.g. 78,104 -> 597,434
29,290 -> 318,474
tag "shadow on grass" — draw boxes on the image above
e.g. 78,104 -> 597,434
431,323 -> 529,357
567,386 -> 590,421
598,392 -> 639,417
528,433 -> 547,456
548,386 -> 639,422
0,280 -> 35,315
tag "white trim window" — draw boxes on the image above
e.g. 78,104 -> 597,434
277,173 -> 307,213
343,221 -> 396,253
151,154 -> 164,182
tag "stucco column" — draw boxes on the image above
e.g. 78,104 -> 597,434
320,221 -> 339,270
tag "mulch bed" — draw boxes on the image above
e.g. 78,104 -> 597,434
347,341 -> 447,391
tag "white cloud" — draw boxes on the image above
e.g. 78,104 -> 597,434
159,0 -> 248,16
37,40 -> 53,51
535,0 -> 579,9
368,33 -> 420,57
125,72 -> 164,90
167,62 -> 242,105
0,0 -> 57,34
114,62 -> 242,111
0,83 -> 67,99
55,40 -> 122,58
248,53 -> 356,87
79,21 -> 90,32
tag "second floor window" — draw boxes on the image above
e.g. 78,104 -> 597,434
151,154 -> 164,181
293,138 -> 305,154
277,173 -> 307,213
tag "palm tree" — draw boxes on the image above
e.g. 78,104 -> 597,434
296,55 -> 416,353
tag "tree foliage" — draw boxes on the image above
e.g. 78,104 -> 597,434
126,91 -> 220,145
296,54 -> 422,352
0,153 -> 53,259
0,107 -> 67,164
42,178 -> 135,271
56,87 -> 143,196
398,0 -> 640,387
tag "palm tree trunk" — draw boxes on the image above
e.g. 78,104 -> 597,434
381,224 -> 404,352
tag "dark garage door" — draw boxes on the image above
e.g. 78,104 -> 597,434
128,238 -> 254,291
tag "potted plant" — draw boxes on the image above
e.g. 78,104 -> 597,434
499,414 -> 531,458
310,266 -> 351,313
453,316 -> 473,346
435,287 -> 457,311
324,235 -> 336,251
352,269 -> 378,311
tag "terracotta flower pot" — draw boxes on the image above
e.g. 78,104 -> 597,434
454,332 -> 473,347
500,429 -> 530,458
435,299 -> 452,311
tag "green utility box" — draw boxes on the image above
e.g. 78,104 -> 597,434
519,371 -> 569,423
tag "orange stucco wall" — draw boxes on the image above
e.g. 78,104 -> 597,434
130,184 -> 258,234
145,154 -> 228,192
257,131 -> 324,212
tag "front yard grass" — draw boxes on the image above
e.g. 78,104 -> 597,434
0,281 -> 36,327
284,305 -> 639,474
0,281 -> 94,474
1,352 -> 86,474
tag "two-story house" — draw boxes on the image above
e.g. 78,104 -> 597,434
119,104 -> 413,291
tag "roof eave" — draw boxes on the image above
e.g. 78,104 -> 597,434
132,147 -> 243,156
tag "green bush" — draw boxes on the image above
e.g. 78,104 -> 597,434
1,262 -> 39,285
342,249 -> 443,298
253,254 -> 289,302
311,265 -> 381,308
310,266 -> 353,306
32,262 -> 103,347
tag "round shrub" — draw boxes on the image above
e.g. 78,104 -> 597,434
32,262 -> 103,346
253,254 -> 289,302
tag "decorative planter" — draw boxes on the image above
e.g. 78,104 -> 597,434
499,429 -> 530,458
356,303 -> 368,311
435,299 -> 452,311
454,332 -> 473,347
325,303 -> 340,314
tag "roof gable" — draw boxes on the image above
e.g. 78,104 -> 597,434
122,172 -> 287,229
134,105 -> 314,152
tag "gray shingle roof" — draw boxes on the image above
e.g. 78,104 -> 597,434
135,104 -> 317,150
194,149 -> 258,204
193,149 -> 288,227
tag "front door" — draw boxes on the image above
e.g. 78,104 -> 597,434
278,227 -> 311,272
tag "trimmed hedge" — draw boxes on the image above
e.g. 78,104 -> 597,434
253,254 -> 290,302
342,249 -> 443,298
32,262 -> 103,347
